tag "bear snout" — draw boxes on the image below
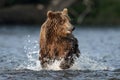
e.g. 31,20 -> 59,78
69,25 -> 75,32
66,25 -> 75,34
72,26 -> 75,31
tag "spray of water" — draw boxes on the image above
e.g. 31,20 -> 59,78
20,35 -> 114,71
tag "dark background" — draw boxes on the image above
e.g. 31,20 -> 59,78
0,0 -> 120,26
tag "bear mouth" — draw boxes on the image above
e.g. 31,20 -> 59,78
67,27 -> 75,33
67,30 -> 72,34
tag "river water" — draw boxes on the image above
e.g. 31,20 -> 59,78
0,26 -> 120,80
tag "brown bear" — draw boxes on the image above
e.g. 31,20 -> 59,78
39,8 -> 80,69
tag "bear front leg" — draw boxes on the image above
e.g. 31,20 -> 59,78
40,58 -> 49,69
39,50 -> 49,69
59,57 -> 74,69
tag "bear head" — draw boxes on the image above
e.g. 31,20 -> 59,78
46,8 -> 75,38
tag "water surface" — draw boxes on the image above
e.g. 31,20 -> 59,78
0,26 -> 120,80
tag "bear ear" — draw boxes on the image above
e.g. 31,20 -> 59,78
62,8 -> 68,15
47,10 -> 54,19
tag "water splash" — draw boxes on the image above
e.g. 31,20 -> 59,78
20,35 -> 115,71
71,53 -> 114,70
15,35 -> 41,70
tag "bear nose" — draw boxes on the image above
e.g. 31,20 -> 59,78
72,27 -> 75,31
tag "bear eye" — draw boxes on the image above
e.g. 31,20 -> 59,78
60,19 -> 66,25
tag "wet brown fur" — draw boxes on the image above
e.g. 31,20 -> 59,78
39,9 -> 80,69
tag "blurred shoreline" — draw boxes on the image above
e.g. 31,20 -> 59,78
0,0 -> 120,26
0,25 -> 120,28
